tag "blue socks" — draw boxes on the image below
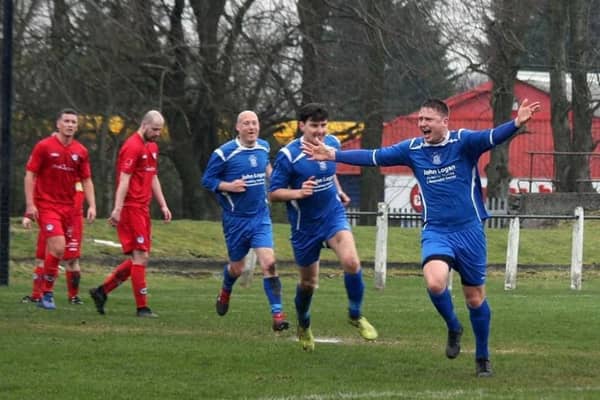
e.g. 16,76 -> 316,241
428,287 -> 462,332
295,284 -> 313,328
263,276 -> 283,314
469,298 -> 491,359
222,264 -> 238,293
344,270 -> 364,320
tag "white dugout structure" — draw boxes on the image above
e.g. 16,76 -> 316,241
240,203 -> 589,291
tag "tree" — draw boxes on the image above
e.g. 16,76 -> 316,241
480,0 -> 538,198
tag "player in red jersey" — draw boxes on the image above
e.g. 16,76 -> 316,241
89,110 -> 172,318
23,109 -> 96,310
21,182 -> 86,304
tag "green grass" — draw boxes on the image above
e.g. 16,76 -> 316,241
2,264 -> 600,400
3,218 -> 600,399
7,217 -> 600,266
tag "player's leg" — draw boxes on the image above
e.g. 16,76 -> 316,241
89,258 -> 132,315
253,215 -> 288,331
130,249 -> 157,317
121,209 -> 157,318
296,262 -> 318,351
89,208 -> 137,315
422,230 -> 463,357
22,231 -> 45,303
463,284 -> 492,377
36,208 -> 68,310
64,215 -> 83,304
216,215 -> 250,316
454,224 -> 492,376
327,229 -> 377,341
255,247 -> 289,331
65,259 -> 83,304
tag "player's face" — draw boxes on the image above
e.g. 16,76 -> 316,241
56,113 -> 78,138
236,112 -> 260,147
418,107 -> 448,144
141,120 -> 163,142
299,118 -> 328,145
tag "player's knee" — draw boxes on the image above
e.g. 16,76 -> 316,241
228,261 -> 245,276
426,279 -> 447,294
261,261 -> 277,276
299,278 -> 318,291
465,291 -> 485,308
340,256 -> 360,273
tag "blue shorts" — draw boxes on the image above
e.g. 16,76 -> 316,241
223,211 -> 273,262
421,222 -> 487,286
291,211 -> 350,267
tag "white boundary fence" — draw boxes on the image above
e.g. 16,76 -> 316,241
241,203 -> 591,291
355,203 -> 590,291
503,206 -> 585,290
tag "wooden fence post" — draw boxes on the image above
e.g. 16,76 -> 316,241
504,217 -> 520,290
374,202 -> 388,290
570,207 -> 584,290
239,249 -> 257,288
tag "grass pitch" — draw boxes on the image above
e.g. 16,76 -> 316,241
1,263 -> 599,400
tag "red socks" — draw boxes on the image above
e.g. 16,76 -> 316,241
100,260 -> 148,308
31,266 -> 44,300
131,264 -> 147,309
41,254 -> 60,293
103,259 -> 133,293
66,270 -> 81,299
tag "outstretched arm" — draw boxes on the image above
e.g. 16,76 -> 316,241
515,98 -> 541,128
302,140 -> 377,166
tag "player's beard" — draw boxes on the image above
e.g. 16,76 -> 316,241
143,131 -> 158,142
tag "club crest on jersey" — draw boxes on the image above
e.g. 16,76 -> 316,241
319,161 -> 327,171
45,224 -> 55,232
136,236 -> 145,244
432,152 -> 442,165
152,152 -> 157,159
71,154 -> 79,161
249,155 -> 258,168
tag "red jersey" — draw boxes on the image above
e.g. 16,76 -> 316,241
26,135 -> 91,207
116,132 -> 158,208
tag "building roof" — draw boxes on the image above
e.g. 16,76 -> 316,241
377,78 -> 600,178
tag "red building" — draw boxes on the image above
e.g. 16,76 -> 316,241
382,79 -> 600,189
337,78 -> 600,210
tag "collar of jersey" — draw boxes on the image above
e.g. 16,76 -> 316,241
235,137 -> 257,149
422,130 -> 450,147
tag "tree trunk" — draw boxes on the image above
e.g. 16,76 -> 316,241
568,0 -> 594,192
359,0 -> 385,224
297,0 -> 329,104
548,0 -> 574,192
483,0 -> 532,198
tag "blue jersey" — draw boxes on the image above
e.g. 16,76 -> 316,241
202,138 -> 270,217
270,135 -> 346,230
336,120 -> 518,231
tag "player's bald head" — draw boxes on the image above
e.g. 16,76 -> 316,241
142,110 -> 165,125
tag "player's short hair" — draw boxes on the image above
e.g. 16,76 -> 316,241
298,103 -> 329,123
421,99 -> 449,117
57,108 -> 78,121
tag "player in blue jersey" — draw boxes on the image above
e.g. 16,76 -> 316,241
269,103 -> 378,351
202,110 -> 289,332
303,98 -> 541,374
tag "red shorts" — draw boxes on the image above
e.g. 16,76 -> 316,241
35,206 -> 83,260
117,206 -> 152,254
37,205 -> 73,240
